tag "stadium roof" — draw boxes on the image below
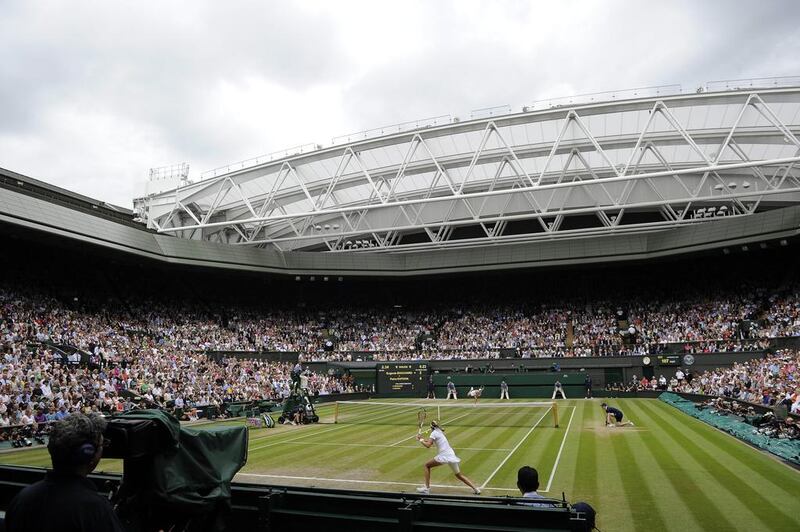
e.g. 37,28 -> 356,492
135,80 -> 800,254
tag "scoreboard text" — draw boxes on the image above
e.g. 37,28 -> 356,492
376,363 -> 428,394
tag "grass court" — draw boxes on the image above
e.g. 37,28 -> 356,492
1,398 -> 798,532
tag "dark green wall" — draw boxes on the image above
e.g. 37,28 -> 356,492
433,372 -> 587,399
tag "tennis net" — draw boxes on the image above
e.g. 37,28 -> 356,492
332,400 -> 559,428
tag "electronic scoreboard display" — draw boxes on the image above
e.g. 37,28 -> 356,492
376,363 -> 428,394
657,355 -> 681,366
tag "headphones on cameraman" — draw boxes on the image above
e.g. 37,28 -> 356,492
71,414 -> 101,465
73,442 -> 98,465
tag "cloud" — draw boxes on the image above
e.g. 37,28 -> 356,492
0,0 -> 798,207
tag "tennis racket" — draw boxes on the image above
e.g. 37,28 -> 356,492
417,407 -> 427,435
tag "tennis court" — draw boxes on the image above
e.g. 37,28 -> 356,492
240,398 -> 567,494
2,399 -> 799,532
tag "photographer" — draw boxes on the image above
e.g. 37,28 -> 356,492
5,413 -> 124,532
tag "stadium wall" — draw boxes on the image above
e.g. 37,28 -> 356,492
319,351 -> 767,395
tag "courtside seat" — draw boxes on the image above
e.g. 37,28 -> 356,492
408,498 -> 580,532
235,486 -> 584,532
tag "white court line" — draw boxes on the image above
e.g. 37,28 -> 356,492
268,440 -> 511,452
236,472 -> 520,492
479,406 -> 552,490
544,405 -> 576,493
249,404 -> 418,452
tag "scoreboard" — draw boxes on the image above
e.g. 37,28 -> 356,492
657,355 -> 681,366
376,363 -> 428,394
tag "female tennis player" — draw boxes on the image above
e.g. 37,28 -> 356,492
416,420 -> 480,495
467,386 -> 484,405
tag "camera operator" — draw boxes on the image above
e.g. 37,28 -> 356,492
5,413 -> 125,532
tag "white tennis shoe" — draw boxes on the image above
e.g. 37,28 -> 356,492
473,487 -> 481,495
416,487 -> 430,494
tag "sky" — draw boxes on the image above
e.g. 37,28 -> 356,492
1,0 -> 799,208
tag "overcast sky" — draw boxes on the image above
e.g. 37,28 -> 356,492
1,0 -> 799,208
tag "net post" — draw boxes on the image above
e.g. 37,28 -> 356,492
553,401 -> 559,428
437,404 -> 441,421
334,402 -> 339,424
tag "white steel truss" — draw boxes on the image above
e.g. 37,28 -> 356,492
136,87 -> 800,253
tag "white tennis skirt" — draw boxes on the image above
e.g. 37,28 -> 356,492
435,451 -> 461,472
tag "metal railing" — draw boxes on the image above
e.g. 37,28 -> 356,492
705,75 -> 800,92
331,114 -> 452,145
470,104 -> 512,119
199,143 -> 319,180
524,84 -> 683,112
149,162 -> 189,181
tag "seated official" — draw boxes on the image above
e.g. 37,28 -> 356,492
516,466 -> 554,507
5,413 -> 125,532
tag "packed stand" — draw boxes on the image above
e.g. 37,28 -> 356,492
0,288 -> 360,433
696,396 -> 800,441
671,350 -> 800,412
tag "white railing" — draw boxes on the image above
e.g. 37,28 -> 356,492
331,115 -> 452,145
199,143 -> 319,180
524,84 -> 683,112
149,162 -> 189,181
470,104 -> 512,119
705,76 -> 800,92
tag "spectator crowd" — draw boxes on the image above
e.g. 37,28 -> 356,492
1,273 -> 798,432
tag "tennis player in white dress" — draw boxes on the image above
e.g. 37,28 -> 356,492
467,386 -> 483,405
416,421 -> 480,495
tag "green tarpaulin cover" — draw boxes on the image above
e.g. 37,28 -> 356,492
114,409 -> 248,512
659,393 -> 800,466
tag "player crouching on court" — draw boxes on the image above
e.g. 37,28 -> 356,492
416,420 -> 481,495
601,402 -> 635,427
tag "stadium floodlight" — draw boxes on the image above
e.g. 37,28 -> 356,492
742,181 -> 751,188
728,182 -> 737,189
714,184 -> 724,191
